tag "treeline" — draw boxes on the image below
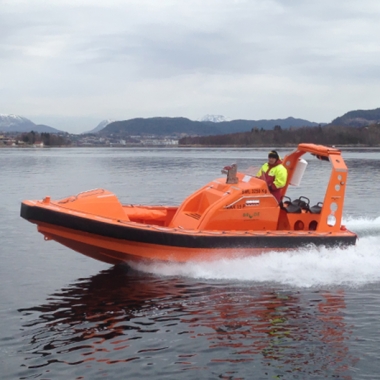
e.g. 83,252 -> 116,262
17,131 -> 70,146
179,124 -> 380,146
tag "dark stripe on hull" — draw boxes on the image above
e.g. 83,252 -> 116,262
21,203 -> 357,249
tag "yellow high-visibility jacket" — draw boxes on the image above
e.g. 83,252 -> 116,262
256,162 -> 288,190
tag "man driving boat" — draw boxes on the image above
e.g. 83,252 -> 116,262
256,150 -> 288,203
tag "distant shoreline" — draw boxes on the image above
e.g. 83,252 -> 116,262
2,144 -> 380,149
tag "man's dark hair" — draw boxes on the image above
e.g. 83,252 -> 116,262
268,150 -> 279,160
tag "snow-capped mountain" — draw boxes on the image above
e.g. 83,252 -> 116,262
0,114 -> 35,130
85,119 -> 116,134
200,114 -> 229,123
0,114 -> 62,133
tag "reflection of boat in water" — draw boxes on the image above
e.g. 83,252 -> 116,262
20,143 -> 356,264
18,267 -> 357,377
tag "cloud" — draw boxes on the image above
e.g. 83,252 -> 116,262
1,0 -> 380,132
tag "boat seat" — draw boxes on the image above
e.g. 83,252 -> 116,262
282,201 -> 301,213
309,202 -> 323,214
281,196 -> 310,214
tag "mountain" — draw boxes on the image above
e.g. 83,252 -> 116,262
0,114 -> 35,131
0,114 -> 62,133
100,117 -> 220,136
34,124 -> 64,133
206,117 -> 321,135
331,107 -> 380,127
99,116 -> 321,137
85,119 -> 115,134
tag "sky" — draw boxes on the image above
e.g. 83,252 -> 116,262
1,0 -> 380,133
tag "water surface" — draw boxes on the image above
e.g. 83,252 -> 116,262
1,147 -> 380,379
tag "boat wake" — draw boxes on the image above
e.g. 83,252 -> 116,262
131,217 -> 380,288
344,215 -> 380,237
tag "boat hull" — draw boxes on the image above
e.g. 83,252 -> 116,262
21,202 -> 357,265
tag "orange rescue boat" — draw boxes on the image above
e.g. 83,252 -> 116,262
20,143 -> 357,264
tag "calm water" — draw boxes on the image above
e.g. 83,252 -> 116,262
1,147 -> 380,379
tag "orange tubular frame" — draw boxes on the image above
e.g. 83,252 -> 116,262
281,144 -> 348,232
